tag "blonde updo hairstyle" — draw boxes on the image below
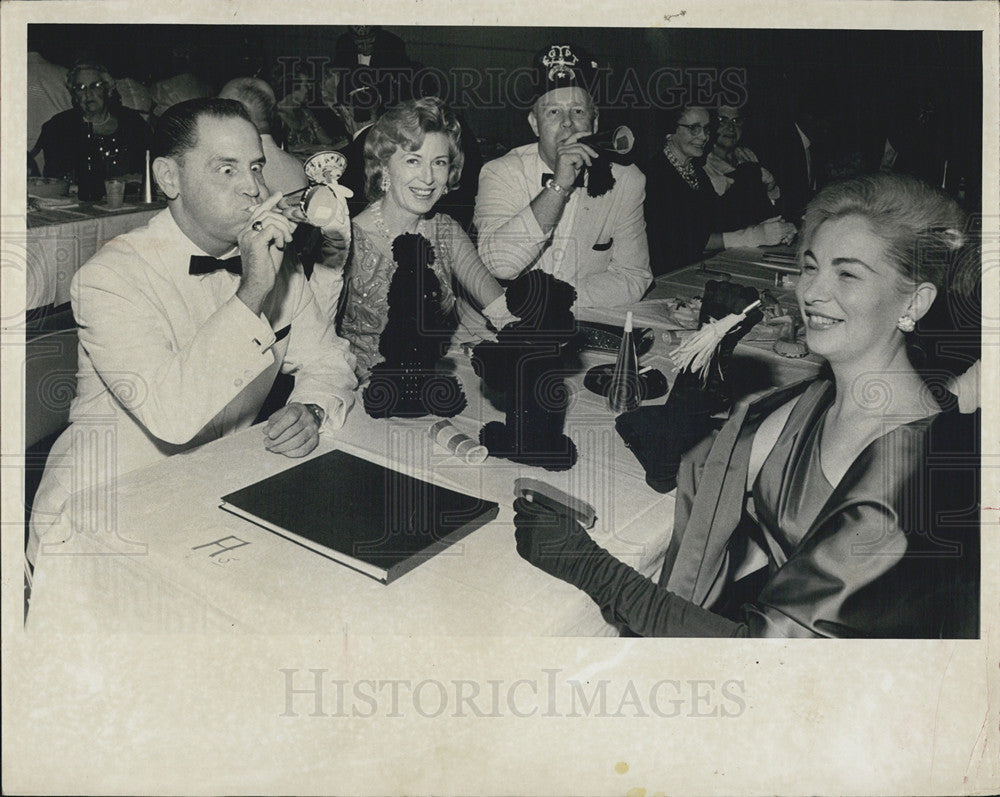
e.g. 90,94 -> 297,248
799,172 -> 978,380
798,172 -> 967,294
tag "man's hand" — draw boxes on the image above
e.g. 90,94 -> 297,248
532,131 -> 600,234
552,131 -> 599,191
263,402 -> 322,458
236,191 -> 298,314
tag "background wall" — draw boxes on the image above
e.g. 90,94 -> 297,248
30,24 -> 983,207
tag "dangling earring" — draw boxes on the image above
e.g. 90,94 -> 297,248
896,314 -> 916,333
381,173 -> 391,193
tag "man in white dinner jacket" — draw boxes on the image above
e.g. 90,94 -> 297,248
474,42 -> 652,308
28,98 -> 358,564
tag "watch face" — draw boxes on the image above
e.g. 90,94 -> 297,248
304,150 -> 347,186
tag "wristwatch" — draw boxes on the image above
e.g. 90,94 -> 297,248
303,403 -> 326,427
545,178 -> 572,199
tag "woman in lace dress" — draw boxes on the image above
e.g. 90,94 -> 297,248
337,96 -> 513,382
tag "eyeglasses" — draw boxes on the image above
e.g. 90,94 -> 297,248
676,123 -> 711,137
71,80 -> 107,94
718,117 -> 745,129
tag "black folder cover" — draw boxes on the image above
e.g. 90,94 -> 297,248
220,449 -> 499,584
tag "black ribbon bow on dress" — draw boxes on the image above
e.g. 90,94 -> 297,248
189,255 -> 242,275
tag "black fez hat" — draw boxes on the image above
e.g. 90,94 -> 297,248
532,43 -> 599,103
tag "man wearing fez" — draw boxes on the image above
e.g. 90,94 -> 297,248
329,24 -> 412,135
28,98 -> 357,564
474,43 -> 651,308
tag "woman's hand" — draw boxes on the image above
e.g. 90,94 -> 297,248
481,293 -> 519,331
513,497 -> 600,583
722,216 -> 797,249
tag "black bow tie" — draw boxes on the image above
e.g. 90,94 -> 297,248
542,171 -> 586,189
189,254 -> 243,276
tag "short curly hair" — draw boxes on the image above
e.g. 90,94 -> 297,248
66,62 -> 118,109
66,61 -> 114,90
364,96 -> 464,203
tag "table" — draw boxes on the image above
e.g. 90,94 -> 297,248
578,247 -> 824,391
26,248 -> 821,635
25,200 -> 166,313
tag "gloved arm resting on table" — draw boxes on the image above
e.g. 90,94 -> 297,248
513,498 -> 747,637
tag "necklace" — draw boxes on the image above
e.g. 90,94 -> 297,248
664,136 -> 700,190
373,200 -> 424,244
373,201 -> 394,242
87,111 -> 115,134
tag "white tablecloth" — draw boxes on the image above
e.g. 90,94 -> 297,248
25,203 -> 164,312
26,249 -> 820,635
27,344 -> 674,635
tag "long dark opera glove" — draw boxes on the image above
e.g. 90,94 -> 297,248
513,498 -> 748,637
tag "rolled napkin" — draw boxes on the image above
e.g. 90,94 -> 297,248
428,419 -> 489,464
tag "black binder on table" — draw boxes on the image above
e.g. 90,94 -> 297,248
220,449 -> 499,584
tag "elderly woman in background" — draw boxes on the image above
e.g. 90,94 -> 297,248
516,172 -> 979,638
337,96 -> 512,381
29,62 -> 151,193
644,104 -> 795,276
703,104 -> 781,231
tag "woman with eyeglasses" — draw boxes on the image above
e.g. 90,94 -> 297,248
29,62 -> 151,197
643,104 -> 795,276
703,104 -> 781,231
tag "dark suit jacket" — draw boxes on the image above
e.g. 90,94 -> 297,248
333,29 -> 411,106
754,121 -> 817,224
337,126 -> 372,218
333,28 -> 410,71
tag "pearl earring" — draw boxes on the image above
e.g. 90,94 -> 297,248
896,314 -> 916,333
381,174 -> 390,193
